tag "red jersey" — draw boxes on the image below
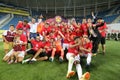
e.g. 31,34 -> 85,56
78,26 -> 83,37
44,41 -> 52,51
51,26 -> 58,33
75,27 -> 82,37
31,39 -> 43,51
98,22 -> 107,37
71,31 -> 77,36
83,42 -> 92,54
68,41 -> 78,56
72,23 -> 78,30
81,23 -> 88,36
41,26 -> 51,36
16,22 -> 30,36
20,34 -> 27,51
63,33 -> 70,43
16,22 -> 30,30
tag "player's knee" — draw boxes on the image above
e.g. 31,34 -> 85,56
17,57 -> 23,62
61,49 -> 64,52
53,48 -> 56,51
69,57 -> 74,61
44,56 -> 48,60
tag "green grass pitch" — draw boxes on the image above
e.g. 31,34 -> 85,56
0,40 -> 120,80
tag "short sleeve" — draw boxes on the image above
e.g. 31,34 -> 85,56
2,30 -> 7,36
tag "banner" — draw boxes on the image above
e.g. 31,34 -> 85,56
107,23 -> 120,33
0,30 -> 5,39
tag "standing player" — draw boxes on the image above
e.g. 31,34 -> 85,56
2,25 -> 16,54
16,20 -> 30,37
3,28 -> 27,63
81,18 -> 88,36
97,18 -> 107,55
16,20 -> 30,48
62,28 -> 71,50
87,22 -> 100,55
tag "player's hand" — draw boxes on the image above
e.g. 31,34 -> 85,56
79,47 -> 84,50
79,52 -> 83,56
69,45 -> 73,48
93,24 -> 96,27
71,55 -> 75,58
5,40 -> 8,43
14,43 -> 18,45
99,30 -> 102,33
92,12 -> 94,17
28,38 -> 31,41
58,31 -> 60,34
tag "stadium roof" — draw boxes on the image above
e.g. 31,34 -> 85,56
0,0 -> 119,10
0,0 -> 120,17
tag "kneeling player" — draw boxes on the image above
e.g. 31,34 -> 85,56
7,36 -> 23,64
79,36 -> 93,72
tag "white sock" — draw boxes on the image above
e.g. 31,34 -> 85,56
87,53 -> 92,65
10,60 -> 14,62
31,58 -> 36,61
76,64 -> 82,79
24,59 -> 30,62
68,57 -> 74,73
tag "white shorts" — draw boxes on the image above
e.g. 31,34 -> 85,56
25,48 -> 31,52
81,53 -> 92,57
39,34 -> 43,40
66,53 -> 80,61
18,51 -> 25,58
63,43 -> 69,50
4,49 -> 14,57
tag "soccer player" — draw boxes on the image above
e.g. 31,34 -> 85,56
49,31 -> 64,62
16,20 -> 30,49
43,36 -> 55,57
2,25 -> 16,54
81,18 -> 88,36
16,28 -> 27,62
62,28 -> 71,50
3,28 -> 27,63
7,36 -> 23,64
87,22 -> 100,55
79,36 -> 93,72
97,18 -> 107,55
22,36 -> 48,63
66,37 -> 83,80
28,18 -> 39,39
41,22 -> 51,36
16,20 -> 30,37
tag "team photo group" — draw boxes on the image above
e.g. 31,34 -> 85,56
2,12 -> 107,80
